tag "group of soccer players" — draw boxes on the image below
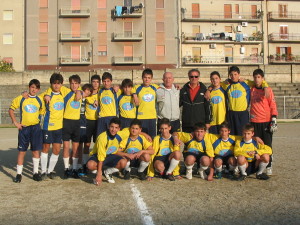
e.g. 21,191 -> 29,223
9,66 -> 277,184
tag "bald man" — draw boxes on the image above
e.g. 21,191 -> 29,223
156,72 -> 181,133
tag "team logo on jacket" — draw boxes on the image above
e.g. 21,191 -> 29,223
89,105 -> 97,110
211,96 -> 223,104
187,148 -> 200,154
106,146 -> 117,154
122,102 -> 134,111
142,94 -> 154,102
219,149 -> 232,157
24,104 -> 38,113
53,102 -> 64,110
70,101 -> 80,109
101,96 -> 113,104
127,148 -> 140,154
231,90 -> 242,98
160,148 -> 171,156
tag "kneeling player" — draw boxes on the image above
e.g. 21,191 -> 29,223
117,119 -> 154,180
234,124 -> 272,181
147,118 -> 182,181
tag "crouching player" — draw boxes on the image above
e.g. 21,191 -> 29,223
117,119 -> 154,180
147,118 -> 182,181
174,122 -> 214,181
87,117 -> 128,185
234,124 -> 272,181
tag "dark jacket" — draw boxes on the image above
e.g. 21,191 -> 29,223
180,82 -> 211,129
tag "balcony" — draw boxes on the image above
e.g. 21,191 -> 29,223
182,32 -> 263,44
113,5 -> 143,18
60,56 -> 91,65
182,11 -> 262,22
59,8 -> 90,18
112,32 -> 143,41
60,32 -> 91,42
269,54 -> 300,64
112,56 -> 143,65
268,11 -> 300,22
183,55 -> 263,66
268,33 -> 300,43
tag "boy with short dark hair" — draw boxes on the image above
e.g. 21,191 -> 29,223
9,79 -> 44,182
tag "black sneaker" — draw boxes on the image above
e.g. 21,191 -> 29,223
63,169 -> 71,179
137,172 -> 147,181
14,174 -> 22,183
256,173 -> 270,180
78,165 -> 87,177
41,173 -> 48,181
237,174 -> 247,181
33,173 -> 42,182
48,172 -> 57,179
123,170 -> 131,180
72,169 -> 80,179
166,173 -> 175,181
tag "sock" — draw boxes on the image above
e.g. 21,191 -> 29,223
199,164 -> 208,172
257,162 -> 268,175
32,157 -> 40,174
72,157 -> 79,170
63,157 -> 69,170
17,164 -> 23,175
47,154 -> 59,173
166,158 -> 180,174
185,163 -> 194,171
40,152 -> 48,174
215,166 -> 222,172
138,161 -> 149,173
238,164 -> 247,176
82,154 -> 89,165
125,161 -> 131,172
105,167 -> 119,175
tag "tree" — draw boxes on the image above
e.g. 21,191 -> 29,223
0,59 -> 15,72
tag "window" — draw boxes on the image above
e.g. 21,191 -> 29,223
224,4 -> 232,19
39,46 -> 48,56
39,0 -> 48,8
156,45 -> 165,56
124,0 -> 132,7
279,4 -> 288,18
98,46 -> 107,56
3,10 -> 13,20
156,22 -> 164,32
156,0 -> 164,9
3,33 -> 13,44
98,0 -> 106,8
192,3 -> 200,18
251,26 -> 257,35
98,22 -> 107,32
225,26 -> 232,33
39,22 -> 48,33
235,4 -> 239,14
2,57 -> 13,66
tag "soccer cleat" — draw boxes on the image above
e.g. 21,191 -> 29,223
72,169 -> 80,179
123,170 -> 131,180
63,169 -> 71,179
215,171 -> 222,179
166,173 -> 175,181
48,172 -> 57,179
256,173 -> 270,180
237,174 -> 247,181
33,173 -> 42,182
186,169 -> 193,180
137,172 -> 147,181
14,174 -> 22,183
104,170 -> 115,183
198,169 -> 208,180
266,167 -> 272,176
41,173 -> 48,181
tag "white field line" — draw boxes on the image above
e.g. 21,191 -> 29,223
130,183 -> 155,225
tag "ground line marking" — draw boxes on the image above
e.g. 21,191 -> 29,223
130,182 -> 155,225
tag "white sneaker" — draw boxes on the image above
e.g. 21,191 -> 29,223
104,170 -> 115,183
198,169 -> 207,180
266,167 -> 272,176
186,169 -> 193,180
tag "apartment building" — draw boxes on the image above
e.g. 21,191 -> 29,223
25,0 -> 178,71
0,0 -> 24,71
266,0 -> 300,64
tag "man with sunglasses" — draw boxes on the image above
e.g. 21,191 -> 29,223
180,69 -> 211,133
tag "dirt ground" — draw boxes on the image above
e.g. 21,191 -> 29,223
0,123 -> 299,225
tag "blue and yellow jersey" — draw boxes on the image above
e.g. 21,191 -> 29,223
85,93 -> 98,120
178,132 -> 214,157
221,80 -> 268,111
210,87 -> 227,126
147,135 -> 180,177
90,128 -> 130,161
10,95 -> 44,126
118,94 -> 136,119
63,91 -> 81,120
119,135 -> 152,154
98,88 -> 121,118
208,133 -> 239,157
133,84 -> 159,119
234,139 -> 272,162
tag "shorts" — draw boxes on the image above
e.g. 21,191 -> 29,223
88,154 -> 123,168
62,119 -> 80,142
153,154 -> 171,169
18,124 -> 43,151
97,116 -> 115,137
120,117 -> 134,129
86,119 -> 97,143
79,127 -> 87,143
214,155 -> 234,166
183,152 -> 207,162
251,122 -> 273,148
209,125 -> 221,135
227,110 -> 249,136
140,119 -> 156,138
246,161 -> 258,175
43,129 -> 62,144
129,158 -> 141,168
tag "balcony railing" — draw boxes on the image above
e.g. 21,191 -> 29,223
268,11 -> 300,21
182,11 -> 262,22
60,56 -> 91,65
112,56 -> 143,65
269,54 -> 300,64
113,32 -> 143,41
59,8 -> 90,17
60,32 -> 91,41
268,33 -> 300,42
183,55 -> 263,65
114,5 -> 143,18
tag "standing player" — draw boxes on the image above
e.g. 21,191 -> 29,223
9,79 -> 44,182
